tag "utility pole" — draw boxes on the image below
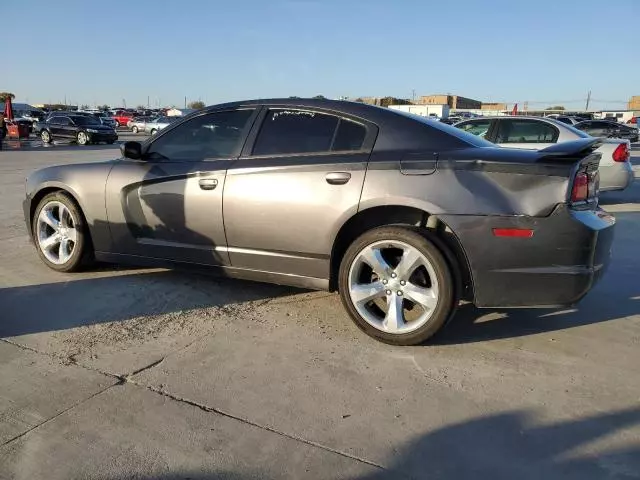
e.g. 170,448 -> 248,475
147,96 -> 150,108
184,96 -> 187,109
412,89 -> 416,103
585,90 -> 591,111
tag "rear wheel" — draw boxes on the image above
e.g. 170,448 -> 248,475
132,126 -> 139,133
114,120 -> 120,128
150,129 -> 157,135
41,130 -> 51,144
339,226 -> 455,345
33,192 -> 94,272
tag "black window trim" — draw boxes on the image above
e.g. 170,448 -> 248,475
241,106 -> 378,159
494,118 -> 560,144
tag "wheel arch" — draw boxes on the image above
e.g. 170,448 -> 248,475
329,205 -> 474,302
29,186 -> 92,246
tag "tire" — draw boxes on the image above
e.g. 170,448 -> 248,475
132,126 -> 138,133
32,191 -> 94,272
77,131 -> 89,145
41,130 -> 52,144
150,129 -> 157,135
115,120 -> 120,128
338,226 -> 455,346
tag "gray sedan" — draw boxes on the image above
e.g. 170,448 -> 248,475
22,99 -> 614,345
455,116 -> 634,191
144,116 -> 178,135
128,116 -> 156,133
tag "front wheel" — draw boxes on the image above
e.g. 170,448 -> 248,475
41,130 -> 52,144
132,126 -> 138,133
33,192 -> 94,272
338,226 -> 455,345
150,129 -> 157,135
77,131 -> 89,145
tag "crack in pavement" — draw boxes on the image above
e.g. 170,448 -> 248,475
0,338 -> 395,476
0,382 -> 117,448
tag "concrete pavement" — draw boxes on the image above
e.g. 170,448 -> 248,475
0,144 -> 639,479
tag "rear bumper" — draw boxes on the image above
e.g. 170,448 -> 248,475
599,162 -> 634,191
440,205 -> 615,308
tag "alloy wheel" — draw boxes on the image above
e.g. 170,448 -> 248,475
348,240 -> 440,334
77,132 -> 88,145
41,131 -> 50,143
36,201 -> 78,265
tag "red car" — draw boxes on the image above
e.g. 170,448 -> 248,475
626,116 -> 637,125
112,111 -> 134,128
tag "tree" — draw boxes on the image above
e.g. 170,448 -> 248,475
546,105 -> 565,111
187,100 -> 205,110
0,92 -> 15,102
80,104 -> 89,110
312,95 -> 326,99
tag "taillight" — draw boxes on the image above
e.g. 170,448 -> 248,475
571,173 -> 589,202
612,143 -> 630,162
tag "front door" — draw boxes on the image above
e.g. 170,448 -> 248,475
493,118 -> 559,150
105,108 -> 258,266
223,107 -> 377,280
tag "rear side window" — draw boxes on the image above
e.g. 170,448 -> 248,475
332,119 -> 367,151
456,120 -> 492,139
252,109 -> 367,155
496,120 -> 558,143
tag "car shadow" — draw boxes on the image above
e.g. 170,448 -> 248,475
0,270 -> 300,338
96,406 -> 640,479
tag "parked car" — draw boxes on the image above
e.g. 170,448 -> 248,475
112,111 -> 135,128
574,120 -> 639,143
545,115 -> 580,125
625,117 -> 637,126
455,116 -> 633,191
144,116 -> 177,135
38,114 -> 118,145
23,99 -> 614,346
128,116 -> 156,133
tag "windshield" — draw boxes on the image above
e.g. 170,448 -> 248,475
389,109 -> 495,147
72,116 -> 101,126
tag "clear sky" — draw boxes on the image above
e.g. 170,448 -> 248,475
4,0 -> 639,110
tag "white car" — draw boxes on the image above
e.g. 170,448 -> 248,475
455,116 -> 634,191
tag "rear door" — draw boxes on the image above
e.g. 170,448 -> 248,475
493,118 -> 559,150
223,107 -> 377,279
59,117 -> 76,138
105,108 -> 258,265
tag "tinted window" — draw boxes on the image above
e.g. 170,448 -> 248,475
253,109 -> 339,155
556,116 -> 573,125
72,116 -> 100,126
147,109 -> 254,160
456,120 -> 492,139
49,116 -> 62,125
496,120 -> 558,143
332,119 -> 367,151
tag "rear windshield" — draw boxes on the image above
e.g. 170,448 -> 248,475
389,110 -> 495,147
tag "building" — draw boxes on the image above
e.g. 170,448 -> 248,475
627,96 -> 640,111
166,108 -> 196,117
388,104 -> 450,119
416,95 -> 481,109
481,102 -> 507,110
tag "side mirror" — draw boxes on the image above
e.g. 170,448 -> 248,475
121,141 -> 142,160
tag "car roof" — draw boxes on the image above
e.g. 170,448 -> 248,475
199,98 -> 493,151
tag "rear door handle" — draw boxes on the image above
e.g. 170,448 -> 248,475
199,178 -> 218,190
326,172 -> 351,185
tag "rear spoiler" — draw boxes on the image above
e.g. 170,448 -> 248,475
538,138 -> 601,161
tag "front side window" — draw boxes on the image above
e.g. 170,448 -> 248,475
456,120 -> 492,139
496,120 -> 558,143
252,109 -> 367,156
146,109 -> 254,160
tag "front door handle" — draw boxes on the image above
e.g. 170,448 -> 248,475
199,178 -> 218,190
326,172 -> 351,185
